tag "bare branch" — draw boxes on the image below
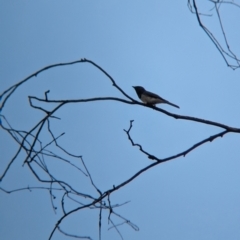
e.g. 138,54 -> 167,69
188,0 -> 240,69
57,226 -> 93,240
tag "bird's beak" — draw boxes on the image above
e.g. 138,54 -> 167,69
132,86 -> 135,88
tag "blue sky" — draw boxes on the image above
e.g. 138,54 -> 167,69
1,1 -> 240,240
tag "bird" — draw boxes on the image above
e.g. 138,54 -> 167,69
132,86 -> 179,108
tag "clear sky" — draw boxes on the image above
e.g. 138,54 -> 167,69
1,1 -> 240,240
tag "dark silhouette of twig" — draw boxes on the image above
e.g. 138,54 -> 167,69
108,219 -> 124,240
0,186 -> 63,194
57,226 -> 93,240
188,0 -> 240,69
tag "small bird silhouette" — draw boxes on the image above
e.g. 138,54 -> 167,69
133,86 -> 179,108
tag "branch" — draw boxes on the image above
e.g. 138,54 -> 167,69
188,0 -> 240,69
29,95 -> 240,132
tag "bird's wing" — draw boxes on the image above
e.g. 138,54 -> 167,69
144,90 -> 180,108
144,90 -> 165,101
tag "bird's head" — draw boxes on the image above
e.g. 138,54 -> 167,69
132,86 -> 145,94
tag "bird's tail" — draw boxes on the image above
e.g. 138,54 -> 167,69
166,101 -> 180,109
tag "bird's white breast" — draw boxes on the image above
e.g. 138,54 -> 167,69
141,94 -> 163,104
